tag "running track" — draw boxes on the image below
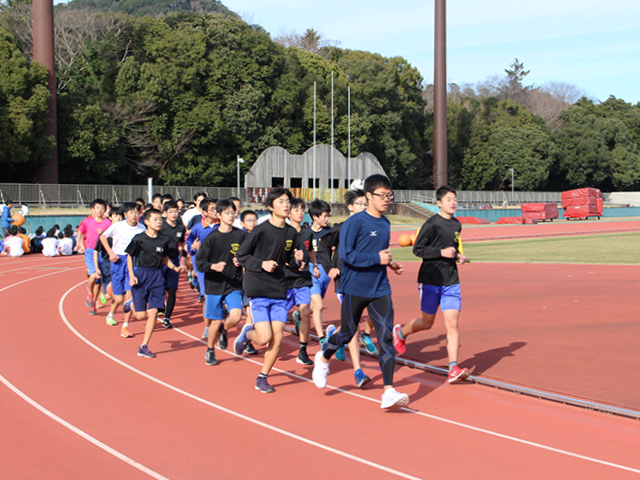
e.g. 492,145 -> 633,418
1,255 -> 640,479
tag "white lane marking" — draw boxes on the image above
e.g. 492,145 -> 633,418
0,271 -> 168,480
176,328 -> 640,475
0,374 -> 170,480
59,282 -> 423,480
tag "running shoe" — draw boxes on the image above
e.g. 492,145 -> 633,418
99,293 -> 108,305
234,324 -> 254,355
293,311 -> 301,336
322,325 -> 336,352
359,333 -> 378,355
312,351 -> 330,388
121,326 -> 133,338
137,345 -> 156,358
218,326 -> 228,350
296,349 -> 313,365
354,368 -> 371,389
85,295 -> 93,308
255,376 -> 275,393
106,314 -> 117,326
392,324 -> 406,355
380,388 -> 410,410
157,309 -> 165,317
122,299 -> 133,314
448,365 -> 470,384
162,318 -> 174,329
205,348 -> 218,366
336,346 -> 346,361
197,295 -> 204,304
89,305 -> 97,316
243,341 -> 258,355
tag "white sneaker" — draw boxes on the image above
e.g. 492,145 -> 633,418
312,351 -> 330,388
380,388 -> 410,410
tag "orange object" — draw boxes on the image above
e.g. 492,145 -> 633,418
106,283 -> 113,296
410,234 -> 417,245
398,234 -> 412,247
12,213 -> 25,227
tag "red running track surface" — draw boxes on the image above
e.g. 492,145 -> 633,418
1,255 -> 640,479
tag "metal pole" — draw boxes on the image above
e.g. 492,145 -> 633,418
237,155 -> 240,195
331,71 -> 334,203
348,86 -> 351,189
147,178 -> 153,204
33,0 -> 58,184
510,168 -> 515,202
313,81 -> 317,199
434,0 -> 448,188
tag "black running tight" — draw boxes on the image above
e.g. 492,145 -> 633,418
165,287 -> 177,318
323,294 -> 395,386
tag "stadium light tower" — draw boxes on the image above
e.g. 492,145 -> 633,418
433,0 -> 447,188
33,0 -> 58,184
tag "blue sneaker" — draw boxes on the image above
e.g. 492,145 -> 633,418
137,344 -> 156,358
293,311 -> 301,336
359,333 -> 378,354
354,368 -> 371,388
122,298 -> 133,314
234,324 -> 254,355
336,346 -> 346,361
255,376 -> 275,393
322,325 -> 336,352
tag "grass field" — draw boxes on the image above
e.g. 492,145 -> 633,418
391,231 -> 640,265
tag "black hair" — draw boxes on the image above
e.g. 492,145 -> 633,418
63,223 -> 73,232
35,226 -> 44,236
216,198 -> 236,214
163,200 -> 179,212
240,210 -> 257,222
121,202 -> 138,214
6,199 -> 13,205
57,232 -> 64,239
144,208 -> 162,222
110,206 -> 122,217
46,227 -> 57,238
161,193 -> 173,202
8,226 -> 18,236
363,174 -> 392,194
64,229 -> 74,238
264,187 -> 292,208
308,199 -> 330,218
290,197 -> 306,210
228,196 -> 241,204
152,193 -> 162,201
186,201 -> 196,208
436,185 -> 457,201
199,197 -> 216,214
145,203 -> 153,209
193,192 -> 207,202
18,226 -> 27,234
344,189 -> 366,206
135,197 -> 145,204
89,198 -> 107,209
176,198 -> 185,205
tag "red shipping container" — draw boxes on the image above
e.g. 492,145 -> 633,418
597,197 -> 603,215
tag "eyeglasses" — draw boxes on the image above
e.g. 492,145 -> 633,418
371,192 -> 394,200
353,202 -> 368,206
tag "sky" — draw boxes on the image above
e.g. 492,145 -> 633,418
217,0 -> 640,104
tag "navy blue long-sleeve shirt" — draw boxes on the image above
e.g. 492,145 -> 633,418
338,211 -> 391,297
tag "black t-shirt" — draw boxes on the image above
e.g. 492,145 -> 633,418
413,214 -> 462,286
125,232 -> 170,268
237,220 -> 302,298
95,235 -> 113,260
317,222 -> 343,288
309,225 -> 332,253
159,219 -> 186,259
285,227 -> 314,289
195,227 -> 246,295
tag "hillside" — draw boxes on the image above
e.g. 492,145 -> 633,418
63,0 -> 233,17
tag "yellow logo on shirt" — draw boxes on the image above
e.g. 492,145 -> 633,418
285,239 -> 293,251
230,243 -> 240,255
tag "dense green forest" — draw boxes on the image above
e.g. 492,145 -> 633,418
1,0 -> 639,190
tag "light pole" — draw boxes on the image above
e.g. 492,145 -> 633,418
237,155 -> 244,198
509,168 -> 515,203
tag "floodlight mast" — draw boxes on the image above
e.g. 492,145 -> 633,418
433,0 -> 448,188
33,0 -> 58,183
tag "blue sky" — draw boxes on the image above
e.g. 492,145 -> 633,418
219,0 -> 640,104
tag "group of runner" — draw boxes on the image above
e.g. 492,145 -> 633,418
74,174 -> 469,410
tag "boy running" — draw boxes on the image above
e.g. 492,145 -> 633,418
196,199 -> 246,366
312,175 -> 409,409
392,186 -> 470,384
307,199 -> 333,342
159,200 -> 187,328
126,209 -> 186,358
234,188 -> 304,393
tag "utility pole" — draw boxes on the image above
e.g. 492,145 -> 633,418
433,0 -> 448,188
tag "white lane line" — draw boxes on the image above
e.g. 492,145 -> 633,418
59,282 -> 423,480
0,374 -> 170,480
175,326 -> 640,475
0,271 -> 168,480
